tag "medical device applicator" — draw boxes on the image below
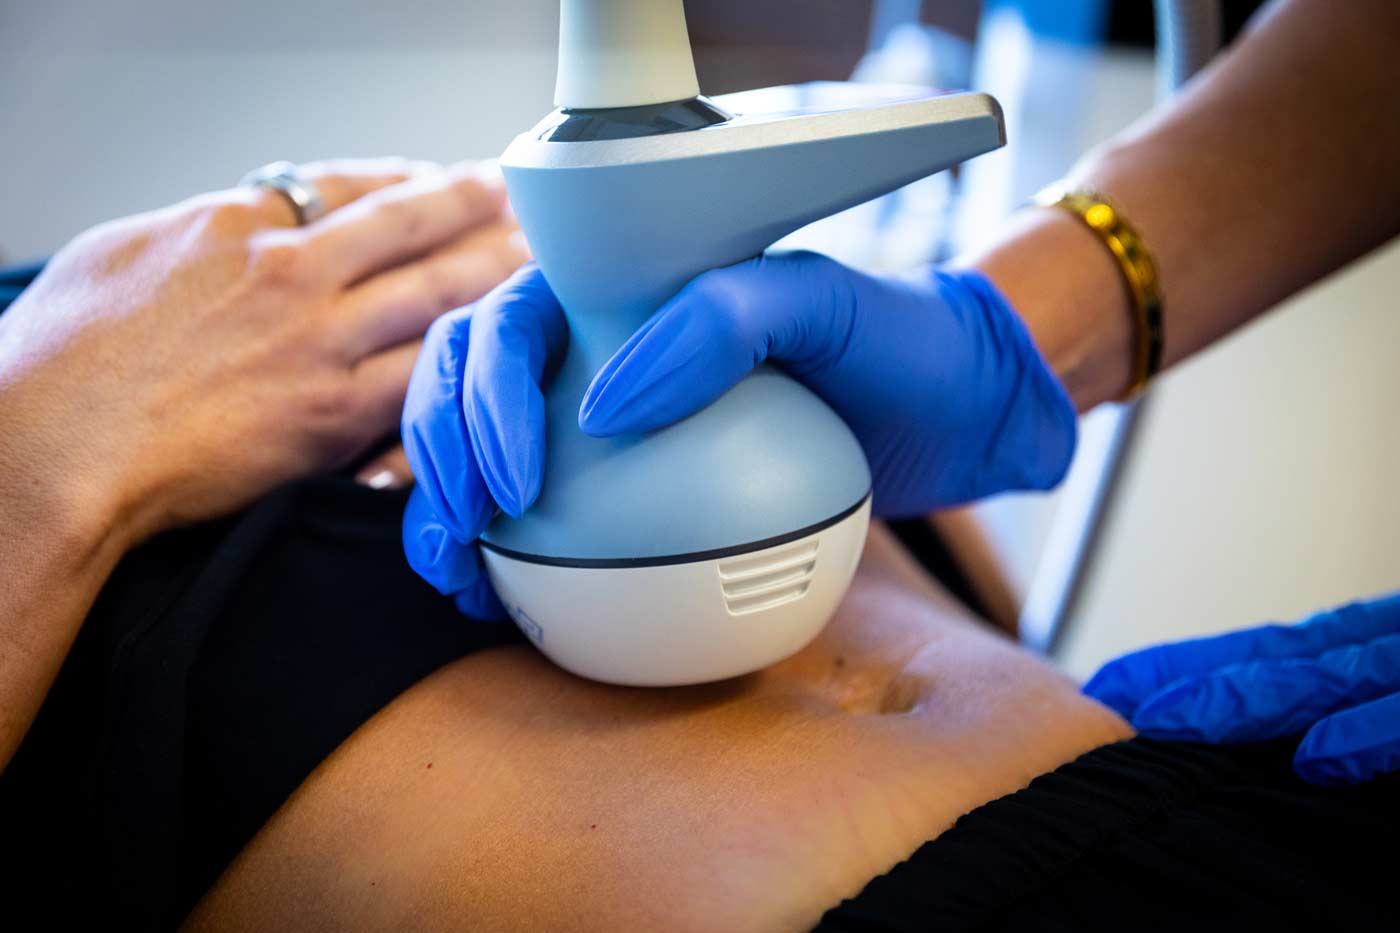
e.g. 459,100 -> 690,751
479,0 -> 1006,685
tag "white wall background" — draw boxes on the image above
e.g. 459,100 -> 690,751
0,0 -> 560,260
3,1 -> 1397,677
1057,234 -> 1400,678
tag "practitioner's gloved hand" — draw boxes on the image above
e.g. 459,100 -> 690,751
579,250 -> 1076,516
402,253 -> 1077,616
401,263 -> 566,619
1085,592 -> 1400,786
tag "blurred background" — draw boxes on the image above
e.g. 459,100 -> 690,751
2,0 -> 1397,677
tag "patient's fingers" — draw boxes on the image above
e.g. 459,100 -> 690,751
246,157 -> 439,226
338,220 -> 530,360
307,161 -> 507,285
304,157 -> 441,215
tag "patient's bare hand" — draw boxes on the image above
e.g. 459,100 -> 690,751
0,158 -> 528,547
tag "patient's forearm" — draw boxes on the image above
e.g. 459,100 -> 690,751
0,432 -> 130,770
966,0 -> 1400,410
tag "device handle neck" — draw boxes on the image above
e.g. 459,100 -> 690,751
555,0 -> 700,109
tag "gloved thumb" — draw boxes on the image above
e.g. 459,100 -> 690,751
579,251 -> 846,436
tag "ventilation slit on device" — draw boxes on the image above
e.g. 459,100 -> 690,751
718,540 -> 819,615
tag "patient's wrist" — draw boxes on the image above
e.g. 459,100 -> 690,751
0,383 -> 134,769
0,386 -> 136,575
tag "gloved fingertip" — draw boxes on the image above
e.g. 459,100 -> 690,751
577,394 -> 625,437
402,424 -> 474,543
578,363 -> 640,436
577,299 -> 716,437
1292,715 -> 1377,787
465,394 -> 529,520
578,391 -> 670,438
471,435 -> 537,520
454,580 -> 508,622
578,360 -> 725,438
1292,749 -> 1362,787
578,374 -> 657,436
479,455 -> 525,519
403,494 -> 483,596
496,491 -> 525,520
1082,661 -> 1149,720
1129,681 -> 1223,742
502,404 -> 546,517
512,454 -> 544,517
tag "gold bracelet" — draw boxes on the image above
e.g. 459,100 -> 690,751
1033,184 -> 1164,400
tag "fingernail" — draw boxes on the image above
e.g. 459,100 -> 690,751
357,468 -> 403,491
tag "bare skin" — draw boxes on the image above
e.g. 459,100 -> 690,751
0,160 -> 528,769
187,523 -> 1130,932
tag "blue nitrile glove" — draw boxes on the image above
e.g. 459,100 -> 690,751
580,250 -> 1076,516
401,263 -> 566,620
402,253 -> 1076,615
1085,591 -> 1400,786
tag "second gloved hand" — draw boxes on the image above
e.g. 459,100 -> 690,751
1085,592 -> 1400,786
579,250 -> 1076,516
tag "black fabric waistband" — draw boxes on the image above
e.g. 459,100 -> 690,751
816,736 -> 1400,932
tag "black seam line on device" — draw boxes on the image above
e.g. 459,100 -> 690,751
478,491 -> 872,569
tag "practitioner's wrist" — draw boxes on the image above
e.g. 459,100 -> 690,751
956,206 -> 1135,413
943,266 -> 1077,496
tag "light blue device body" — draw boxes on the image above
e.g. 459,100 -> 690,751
482,84 -> 1007,564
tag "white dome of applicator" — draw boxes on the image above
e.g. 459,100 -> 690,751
555,0 -> 701,109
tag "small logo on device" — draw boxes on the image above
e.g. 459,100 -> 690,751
508,604 -> 545,646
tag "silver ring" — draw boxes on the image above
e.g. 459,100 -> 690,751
239,161 -> 326,226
